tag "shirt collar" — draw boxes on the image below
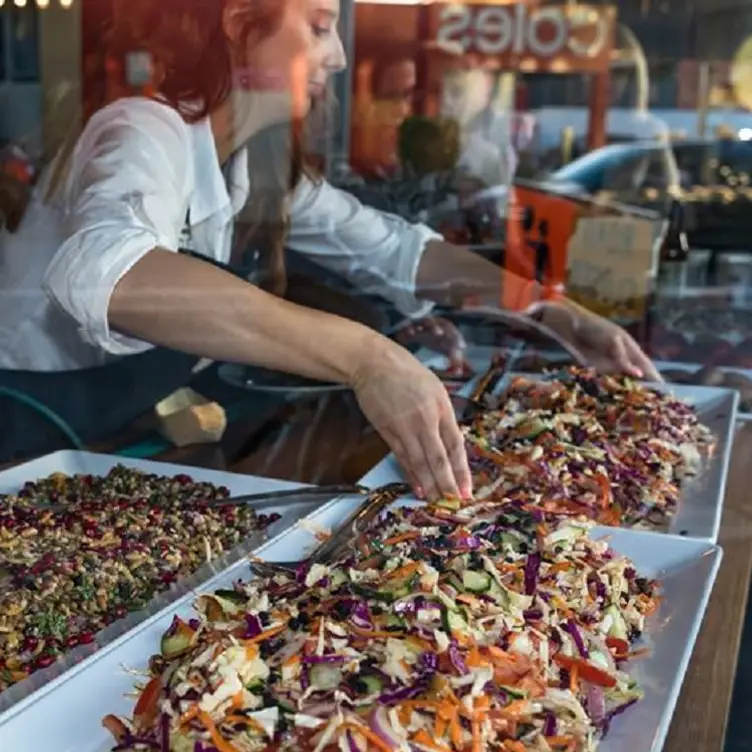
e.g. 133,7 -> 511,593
187,118 -> 250,225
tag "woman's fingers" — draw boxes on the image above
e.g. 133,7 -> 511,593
387,410 -> 468,501
625,338 -> 663,382
439,415 -> 473,499
612,334 -> 662,382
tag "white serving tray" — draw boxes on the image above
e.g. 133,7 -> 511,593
0,451 -> 326,715
654,360 -> 752,421
362,377 -> 738,544
0,494 -> 721,752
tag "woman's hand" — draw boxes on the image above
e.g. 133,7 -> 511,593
538,301 -> 662,382
351,337 -> 472,501
394,316 -> 469,376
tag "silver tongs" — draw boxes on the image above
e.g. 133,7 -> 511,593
26,483 -> 369,515
250,482 -> 410,576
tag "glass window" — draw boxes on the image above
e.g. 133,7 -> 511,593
0,11 -> 6,83
10,4 -> 38,83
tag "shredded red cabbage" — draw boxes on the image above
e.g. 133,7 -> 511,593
524,553 -> 541,595
565,620 -> 589,658
243,614 -> 262,639
543,712 -> 557,736
302,655 -> 347,664
448,640 -> 469,675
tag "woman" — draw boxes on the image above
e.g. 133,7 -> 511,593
0,0 -> 657,500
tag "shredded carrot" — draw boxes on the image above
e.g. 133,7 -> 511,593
340,722 -> 393,752
243,622 -> 287,644
449,711 -> 463,748
179,706 -> 200,727
383,562 -> 422,581
503,741 -> 527,752
471,720 -> 483,752
225,714 -> 266,736
569,664 -> 579,693
500,700 -> 529,719
383,531 -> 421,546
282,654 -> 300,668
546,736 -> 577,749
198,711 -> 241,752
412,728 -> 451,751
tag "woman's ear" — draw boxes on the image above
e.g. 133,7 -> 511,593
222,0 -> 246,52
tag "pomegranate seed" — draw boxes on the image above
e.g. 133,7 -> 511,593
35,654 -> 56,670
65,635 -> 80,649
22,636 -> 39,652
113,605 -> 127,619
79,632 -> 95,645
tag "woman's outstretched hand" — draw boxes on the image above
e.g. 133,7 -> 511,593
538,301 -> 662,382
394,316 -> 469,375
351,337 -> 472,501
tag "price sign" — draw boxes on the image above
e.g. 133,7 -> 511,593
565,215 -> 664,321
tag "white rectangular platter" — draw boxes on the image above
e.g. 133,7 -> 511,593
0,451 -> 327,715
0,493 -> 722,752
363,375 -> 738,543
653,360 -> 752,421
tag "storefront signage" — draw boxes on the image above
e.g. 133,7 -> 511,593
433,4 -> 614,71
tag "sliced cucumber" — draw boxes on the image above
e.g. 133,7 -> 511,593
360,675 -> 385,695
213,589 -> 247,605
462,570 -> 492,593
605,604 -> 628,640
442,607 -> 470,636
309,664 -> 343,691
352,585 -> 395,603
385,613 -> 407,629
447,574 -> 465,593
436,588 -> 460,613
498,684 -> 528,699
160,618 -> 196,659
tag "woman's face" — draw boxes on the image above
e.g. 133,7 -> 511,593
236,0 -> 346,118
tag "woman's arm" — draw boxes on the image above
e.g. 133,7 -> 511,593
415,239 -> 505,307
108,248 -> 379,385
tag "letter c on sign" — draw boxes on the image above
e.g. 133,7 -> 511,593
568,12 -> 608,57
527,8 -> 567,57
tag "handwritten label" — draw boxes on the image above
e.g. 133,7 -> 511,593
565,216 -> 664,320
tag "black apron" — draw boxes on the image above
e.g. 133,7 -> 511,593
0,223 -> 265,462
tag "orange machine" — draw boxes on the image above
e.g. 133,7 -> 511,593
352,2 -> 617,310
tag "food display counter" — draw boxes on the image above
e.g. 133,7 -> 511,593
0,365 -> 742,752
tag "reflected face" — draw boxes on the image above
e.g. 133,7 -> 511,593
441,68 -> 493,126
238,0 -> 346,116
374,60 -> 416,122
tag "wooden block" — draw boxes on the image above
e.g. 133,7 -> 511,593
154,388 -> 227,447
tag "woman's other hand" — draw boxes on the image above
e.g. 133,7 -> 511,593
539,301 -> 662,382
394,316 -> 469,376
351,338 -> 472,501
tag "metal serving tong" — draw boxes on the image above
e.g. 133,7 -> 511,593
27,483 -> 369,515
248,482 -> 410,578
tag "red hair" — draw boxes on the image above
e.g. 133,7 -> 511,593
83,0 -> 285,122
4,0 -> 310,297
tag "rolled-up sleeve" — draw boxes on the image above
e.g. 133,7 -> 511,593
288,177 -> 440,317
42,99 -> 192,355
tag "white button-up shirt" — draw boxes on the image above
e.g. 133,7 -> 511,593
0,98 -> 438,371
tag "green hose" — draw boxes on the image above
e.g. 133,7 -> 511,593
0,385 -> 86,450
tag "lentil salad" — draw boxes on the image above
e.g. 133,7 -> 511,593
0,465 -> 279,691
